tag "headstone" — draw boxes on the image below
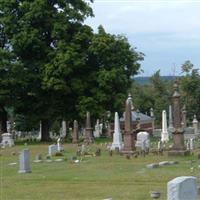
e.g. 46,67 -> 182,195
167,176 -> 197,200
48,144 -> 58,156
181,105 -> 187,128
18,149 -> 31,173
61,120 -> 67,137
161,110 -> 169,142
190,138 -> 194,150
72,120 -> 79,143
1,133 -> 14,147
94,119 -> 100,138
159,161 -> 170,166
122,94 -> 135,154
84,112 -> 94,144
34,154 -> 42,163
168,81 -> 189,156
57,138 -> 61,152
146,163 -> 159,169
37,121 -> 42,140
192,115 -> 199,134
135,131 -> 150,151
111,112 -> 123,150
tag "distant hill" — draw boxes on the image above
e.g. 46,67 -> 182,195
134,76 -> 177,85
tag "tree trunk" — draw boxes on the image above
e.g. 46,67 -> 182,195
0,106 -> 7,134
41,119 -> 51,142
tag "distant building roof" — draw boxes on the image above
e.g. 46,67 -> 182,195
120,111 -> 154,123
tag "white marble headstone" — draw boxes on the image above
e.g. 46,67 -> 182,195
48,144 -> 58,155
135,131 -> 150,151
18,149 -> 31,173
1,133 -> 14,147
167,176 -> 197,200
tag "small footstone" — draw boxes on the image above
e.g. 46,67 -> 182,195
146,163 -> 159,169
54,158 -> 64,162
159,161 -> 170,166
45,160 -> 53,163
8,162 -> 17,166
169,161 -> 179,165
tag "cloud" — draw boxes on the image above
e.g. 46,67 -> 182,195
85,0 -> 200,75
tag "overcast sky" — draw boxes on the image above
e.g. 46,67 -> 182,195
85,0 -> 200,76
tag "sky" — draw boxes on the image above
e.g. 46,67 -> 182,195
85,0 -> 200,76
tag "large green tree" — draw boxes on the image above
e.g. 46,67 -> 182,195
0,0 -> 94,140
44,25 -> 144,121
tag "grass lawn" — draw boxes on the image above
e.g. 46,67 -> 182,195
1,142 -> 200,200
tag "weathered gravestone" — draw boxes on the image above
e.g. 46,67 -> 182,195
135,131 -> 150,151
84,111 -> 94,144
72,120 -> 79,143
18,149 -> 31,173
168,81 -> 189,156
1,133 -> 14,147
48,144 -> 58,156
34,154 -> 42,163
167,176 -> 197,200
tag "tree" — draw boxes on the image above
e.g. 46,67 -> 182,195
1,0 -> 94,140
82,25 -> 143,118
180,63 -> 200,121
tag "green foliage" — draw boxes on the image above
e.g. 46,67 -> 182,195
131,70 -> 173,125
180,64 -> 200,121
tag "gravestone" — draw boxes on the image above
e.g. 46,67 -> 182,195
168,81 -> 189,156
72,120 -> 79,143
111,112 -> 123,150
192,115 -> 199,134
57,138 -> 61,152
48,144 -> 58,156
1,133 -> 14,147
18,149 -> 31,173
181,105 -> 187,128
122,94 -> 135,154
161,110 -> 169,142
34,154 -> 42,163
94,119 -> 100,138
84,112 -> 94,144
167,176 -> 197,200
135,131 -> 150,151
61,120 -> 67,137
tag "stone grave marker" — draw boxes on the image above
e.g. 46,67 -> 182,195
18,149 -> 31,173
48,144 -> 58,156
167,176 -> 197,200
135,131 -> 150,151
1,133 -> 14,147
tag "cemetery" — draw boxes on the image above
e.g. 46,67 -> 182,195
1,0 -> 200,200
1,86 -> 200,199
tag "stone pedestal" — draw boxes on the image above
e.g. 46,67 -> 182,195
122,133 -> 135,154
